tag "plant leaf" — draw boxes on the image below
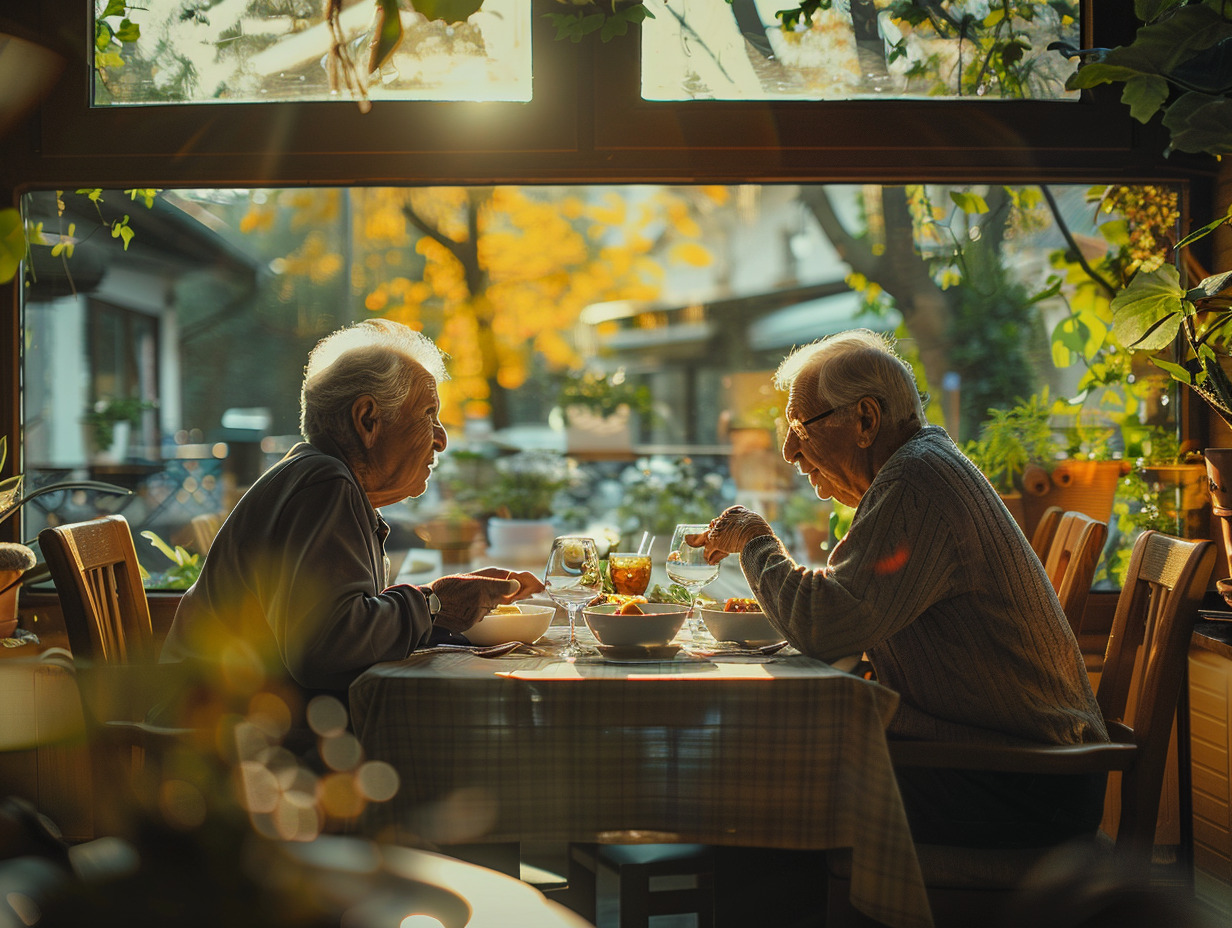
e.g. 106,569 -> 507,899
368,0 -> 404,73
0,209 -> 25,284
1162,91 -> 1232,156
1110,265 -> 1186,350
1121,73 -> 1170,122
409,0 -> 483,25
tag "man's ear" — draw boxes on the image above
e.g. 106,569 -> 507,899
352,395 -> 381,448
856,395 -> 881,446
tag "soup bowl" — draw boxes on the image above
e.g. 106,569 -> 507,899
465,603 -> 555,646
700,606 -> 781,647
582,602 -> 688,648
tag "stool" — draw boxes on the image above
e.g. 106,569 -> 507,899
568,843 -> 715,928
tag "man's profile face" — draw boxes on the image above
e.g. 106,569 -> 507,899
366,367 -> 447,507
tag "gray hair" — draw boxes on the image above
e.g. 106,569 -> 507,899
300,319 -> 448,449
774,329 -> 925,427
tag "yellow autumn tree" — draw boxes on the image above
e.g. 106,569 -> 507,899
252,185 -> 723,427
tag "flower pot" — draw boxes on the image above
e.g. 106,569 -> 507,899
1020,459 -> 1127,541
1206,448 -> 1232,580
487,517 -> 558,566
564,404 -> 633,455
415,517 -> 482,566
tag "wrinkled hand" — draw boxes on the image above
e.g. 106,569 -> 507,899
428,567 -> 546,633
685,505 -> 774,565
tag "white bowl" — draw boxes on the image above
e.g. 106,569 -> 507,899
700,606 -> 781,646
582,602 -> 688,648
465,603 -> 555,646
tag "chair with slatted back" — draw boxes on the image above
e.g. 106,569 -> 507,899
1030,505 -> 1064,562
826,530 -> 1216,927
1043,511 -> 1108,637
39,515 -> 153,666
38,514 -> 181,837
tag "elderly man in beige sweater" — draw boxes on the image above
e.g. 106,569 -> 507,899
691,328 -> 1108,848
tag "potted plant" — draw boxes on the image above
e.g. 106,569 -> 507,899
964,390 -> 1062,531
83,396 -> 155,462
483,450 -> 572,564
0,436 -> 131,637
558,369 -> 655,455
614,457 -> 726,554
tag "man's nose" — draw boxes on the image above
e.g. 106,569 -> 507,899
434,422 -> 448,452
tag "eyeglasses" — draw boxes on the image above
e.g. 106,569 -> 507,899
786,405 -> 844,443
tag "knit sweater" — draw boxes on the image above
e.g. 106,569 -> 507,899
741,425 -> 1108,747
161,440 -> 433,695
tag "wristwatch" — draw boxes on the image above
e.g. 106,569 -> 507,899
425,587 -> 442,620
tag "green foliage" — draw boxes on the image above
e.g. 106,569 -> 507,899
545,1 -> 655,43
84,397 -> 156,450
963,390 -> 1062,492
615,458 -> 725,540
1110,217 -> 1232,430
1056,1 -> 1232,156
139,529 -> 202,589
95,0 -> 141,72
558,369 -> 655,420
410,0 -> 484,25
0,210 -> 23,283
483,451 -> 573,520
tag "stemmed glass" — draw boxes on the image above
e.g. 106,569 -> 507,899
666,523 -> 720,642
544,535 -> 602,658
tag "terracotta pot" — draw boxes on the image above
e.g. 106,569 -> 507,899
1019,459 -> 1128,541
1205,448 -> 1232,580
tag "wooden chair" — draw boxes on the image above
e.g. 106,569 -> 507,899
827,530 -> 1216,927
38,514 -> 153,666
37,514 -> 183,838
1030,505 -> 1064,562
189,511 -> 224,556
1043,510 -> 1108,637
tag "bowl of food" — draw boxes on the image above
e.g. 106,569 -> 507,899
582,601 -> 688,648
700,598 -> 780,647
465,602 -> 555,646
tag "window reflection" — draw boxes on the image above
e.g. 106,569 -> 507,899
641,0 -> 1081,101
92,0 -> 531,105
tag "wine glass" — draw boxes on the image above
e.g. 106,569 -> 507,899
667,523 -> 720,642
544,535 -> 602,658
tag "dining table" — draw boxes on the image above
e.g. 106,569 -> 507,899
349,626 -> 933,928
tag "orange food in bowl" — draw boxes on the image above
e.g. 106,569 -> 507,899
724,597 -> 761,613
616,600 -> 645,615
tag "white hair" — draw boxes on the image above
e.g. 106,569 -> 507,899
774,328 -> 925,427
300,319 -> 448,449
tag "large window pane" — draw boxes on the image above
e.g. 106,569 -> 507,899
20,181 -> 1178,589
642,0 -> 1081,101
92,0 -> 532,105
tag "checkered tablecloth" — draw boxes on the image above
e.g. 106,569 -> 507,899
350,629 -> 932,928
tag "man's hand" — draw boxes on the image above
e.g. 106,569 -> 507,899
428,567 -> 546,633
685,505 -> 775,565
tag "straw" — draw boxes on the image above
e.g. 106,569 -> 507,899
637,532 -> 653,555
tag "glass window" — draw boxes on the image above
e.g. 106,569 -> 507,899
641,0 -> 1081,101
92,0 -> 532,105
20,181 -> 1180,589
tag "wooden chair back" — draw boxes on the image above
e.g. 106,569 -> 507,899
1095,529 -> 1215,857
1030,505 -> 1064,561
38,514 -> 154,666
190,511 -> 223,555
1043,511 -> 1108,635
